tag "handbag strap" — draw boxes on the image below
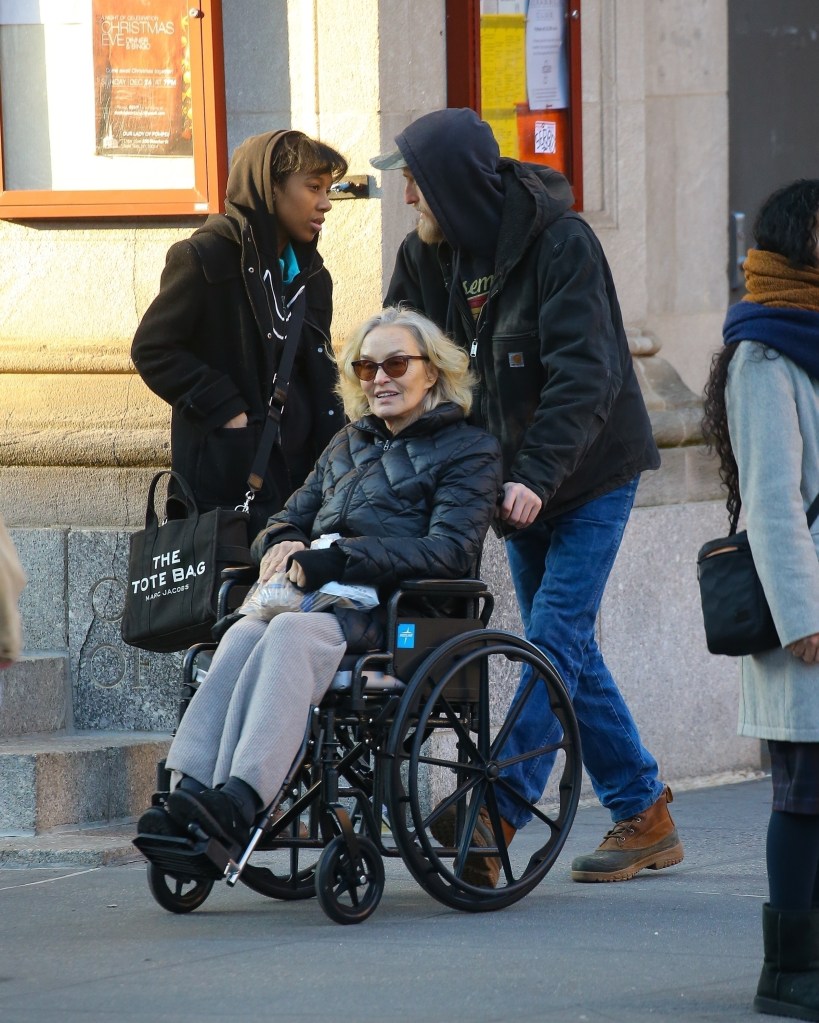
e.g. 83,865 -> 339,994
242,287 -> 308,505
807,492 -> 819,528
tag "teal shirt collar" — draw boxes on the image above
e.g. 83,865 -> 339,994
279,244 -> 299,285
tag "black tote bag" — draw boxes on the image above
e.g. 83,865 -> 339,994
121,471 -> 253,653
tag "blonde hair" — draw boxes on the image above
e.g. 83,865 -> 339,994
337,306 -> 475,422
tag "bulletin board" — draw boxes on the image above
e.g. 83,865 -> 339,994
0,0 -> 226,219
446,0 -> 582,209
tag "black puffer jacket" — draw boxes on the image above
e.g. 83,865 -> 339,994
250,403 -> 502,644
384,109 -> 660,521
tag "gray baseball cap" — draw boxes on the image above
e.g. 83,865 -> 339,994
370,147 -> 407,171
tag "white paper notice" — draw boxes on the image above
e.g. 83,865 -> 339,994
525,0 -> 569,109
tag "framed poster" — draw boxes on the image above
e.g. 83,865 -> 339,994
92,0 -> 193,158
0,0 -> 226,218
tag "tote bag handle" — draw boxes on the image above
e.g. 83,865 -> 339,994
144,470 -> 199,530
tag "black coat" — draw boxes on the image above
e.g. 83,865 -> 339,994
131,221 -> 344,535
250,403 -> 502,646
385,159 -> 660,520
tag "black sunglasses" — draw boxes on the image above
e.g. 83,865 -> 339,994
351,355 -> 429,381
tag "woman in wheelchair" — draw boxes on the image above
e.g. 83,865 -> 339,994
137,306 -> 502,853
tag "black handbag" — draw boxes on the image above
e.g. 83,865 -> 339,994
121,471 -> 254,653
697,493 -> 819,656
122,288 -> 308,653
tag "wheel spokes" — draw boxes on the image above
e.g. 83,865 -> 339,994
385,630 -> 583,909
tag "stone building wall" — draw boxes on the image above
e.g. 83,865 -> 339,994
0,1 -> 760,782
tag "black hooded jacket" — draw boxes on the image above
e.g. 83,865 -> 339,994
384,109 -> 659,520
131,132 -> 344,535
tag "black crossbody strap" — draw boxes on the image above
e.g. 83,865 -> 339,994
807,492 -> 819,528
244,286 -> 308,498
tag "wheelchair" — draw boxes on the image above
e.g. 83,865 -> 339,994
134,566 -> 582,925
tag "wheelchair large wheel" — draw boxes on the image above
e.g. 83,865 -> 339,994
147,863 -> 214,914
315,835 -> 385,925
386,629 -> 581,913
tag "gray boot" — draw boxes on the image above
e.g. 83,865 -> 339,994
755,903 -> 819,1020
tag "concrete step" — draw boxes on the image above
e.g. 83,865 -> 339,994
0,823 -> 145,868
0,655 -> 70,737
0,730 -> 171,836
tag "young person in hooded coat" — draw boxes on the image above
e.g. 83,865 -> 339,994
132,130 -> 348,534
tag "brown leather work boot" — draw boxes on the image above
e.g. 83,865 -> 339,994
570,786 -> 684,883
431,804 -> 512,888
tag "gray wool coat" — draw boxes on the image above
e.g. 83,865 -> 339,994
726,342 -> 819,741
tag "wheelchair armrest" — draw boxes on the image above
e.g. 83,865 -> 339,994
397,578 -> 488,596
217,564 -> 258,619
387,578 -> 494,633
220,564 -> 258,584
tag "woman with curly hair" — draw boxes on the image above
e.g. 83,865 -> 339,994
703,179 -> 819,1020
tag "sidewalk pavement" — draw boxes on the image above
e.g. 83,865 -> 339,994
0,775 -> 773,1023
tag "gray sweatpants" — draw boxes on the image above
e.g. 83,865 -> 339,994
166,612 -> 346,807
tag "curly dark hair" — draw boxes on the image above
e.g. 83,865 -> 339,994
702,345 -> 741,529
702,178 -> 819,529
754,178 -> 819,267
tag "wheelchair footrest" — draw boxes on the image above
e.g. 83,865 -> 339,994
134,832 -> 234,882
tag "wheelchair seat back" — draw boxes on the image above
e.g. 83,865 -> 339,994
392,615 -> 483,700
328,615 -> 483,696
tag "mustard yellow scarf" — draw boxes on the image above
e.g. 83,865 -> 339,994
743,248 -> 819,311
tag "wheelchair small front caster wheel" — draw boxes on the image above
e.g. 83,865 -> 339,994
147,862 -> 214,914
315,835 -> 384,924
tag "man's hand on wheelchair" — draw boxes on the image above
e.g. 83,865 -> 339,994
499,481 -> 542,529
259,540 -> 307,583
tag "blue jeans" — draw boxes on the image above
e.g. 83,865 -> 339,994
496,476 -> 663,827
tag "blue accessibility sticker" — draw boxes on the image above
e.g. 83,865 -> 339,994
396,623 -> 416,648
